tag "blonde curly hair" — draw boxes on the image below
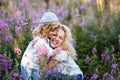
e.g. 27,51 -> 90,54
32,22 -> 61,38
60,24 -> 77,60
32,22 -> 77,60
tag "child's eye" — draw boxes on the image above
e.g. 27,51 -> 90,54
52,34 -> 57,36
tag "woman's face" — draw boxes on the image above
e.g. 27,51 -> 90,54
49,28 -> 65,48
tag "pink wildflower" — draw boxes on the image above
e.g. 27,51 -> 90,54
37,46 -> 48,57
14,10 -> 22,20
14,47 -> 22,55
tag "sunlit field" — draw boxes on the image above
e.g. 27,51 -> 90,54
0,0 -> 120,80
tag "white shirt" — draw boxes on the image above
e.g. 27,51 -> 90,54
53,51 -> 83,76
21,36 -> 53,69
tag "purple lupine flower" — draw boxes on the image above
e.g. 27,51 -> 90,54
4,35 -> 12,42
69,23 -> 73,31
79,22 -> 86,28
2,77 -> 6,80
94,20 -> 99,25
103,72 -> 109,77
89,33 -> 95,39
54,6 -> 68,21
8,59 -> 12,69
105,56 -> 110,62
100,50 -> 108,60
30,17 -> 39,31
111,69 -> 116,74
112,64 -> 118,69
30,24 -> 36,31
109,18 -> 113,24
102,72 -> 110,80
111,46 -> 115,53
0,9 -> 6,18
92,47 -> 97,54
62,10 -> 68,17
109,75 -> 115,80
0,18 -> 8,27
80,5 -> 86,10
74,8 -> 80,18
20,18 -> 28,26
15,26 -> 22,33
32,18 -> 39,26
14,10 -> 23,20
2,59 -> 9,70
86,55 -> 91,62
118,39 -> 120,46
2,0 -> 7,4
8,0 -> 14,9
0,31 -> 4,35
89,0 -> 95,4
90,73 -> 98,80
22,0 -> 29,6
0,55 -> 12,71
104,50 -> 109,54
72,39 -> 76,47
101,53 -> 105,60
13,72 -> 19,78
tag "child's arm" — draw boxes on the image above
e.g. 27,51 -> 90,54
46,47 -> 61,60
52,48 -> 61,56
33,36 -> 47,50
33,40 -> 45,50
33,37 -> 49,57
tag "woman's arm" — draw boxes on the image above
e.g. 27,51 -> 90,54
47,51 -> 68,70
46,59 -> 61,69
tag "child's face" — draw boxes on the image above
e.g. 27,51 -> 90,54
48,30 -> 58,38
49,29 -> 65,48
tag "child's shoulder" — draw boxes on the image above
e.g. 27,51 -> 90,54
33,36 -> 44,41
33,36 -> 48,45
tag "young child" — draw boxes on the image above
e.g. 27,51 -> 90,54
20,12 -> 61,80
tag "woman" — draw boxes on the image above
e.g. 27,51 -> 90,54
46,24 -> 83,80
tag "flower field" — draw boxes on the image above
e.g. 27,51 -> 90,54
0,0 -> 120,80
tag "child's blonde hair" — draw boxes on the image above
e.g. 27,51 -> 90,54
32,22 -> 77,60
32,22 -> 61,38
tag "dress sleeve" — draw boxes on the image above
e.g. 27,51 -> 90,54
53,51 -> 68,62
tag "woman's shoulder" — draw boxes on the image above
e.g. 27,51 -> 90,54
61,50 -> 70,54
58,50 -> 69,57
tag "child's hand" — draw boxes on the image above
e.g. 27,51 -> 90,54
52,47 -> 61,56
46,47 -> 61,60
